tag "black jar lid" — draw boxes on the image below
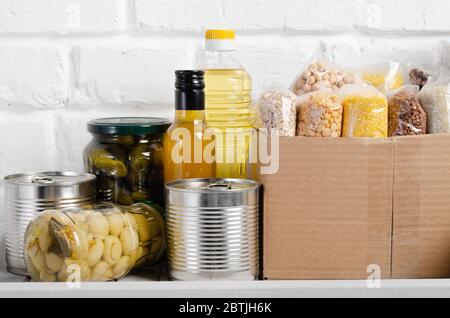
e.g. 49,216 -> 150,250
88,117 -> 171,136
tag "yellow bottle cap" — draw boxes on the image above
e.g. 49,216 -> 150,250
205,30 -> 236,51
205,30 -> 235,40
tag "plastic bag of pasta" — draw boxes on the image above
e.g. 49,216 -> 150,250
340,84 -> 388,138
388,85 -> 426,136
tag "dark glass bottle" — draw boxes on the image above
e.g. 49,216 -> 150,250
163,71 -> 215,182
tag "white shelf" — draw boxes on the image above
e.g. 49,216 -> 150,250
1,235 -> 450,298
1,274 -> 450,298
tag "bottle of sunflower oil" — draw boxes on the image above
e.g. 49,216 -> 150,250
203,30 -> 254,179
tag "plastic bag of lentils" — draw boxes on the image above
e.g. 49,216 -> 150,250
296,90 -> 343,138
387,85 -> 427,136
290,51 -> 357,96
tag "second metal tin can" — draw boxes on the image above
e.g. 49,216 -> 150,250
165,178 -> 260,281
4,171 -> 96,276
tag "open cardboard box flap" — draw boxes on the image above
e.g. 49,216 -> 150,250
261,134 -> 450,280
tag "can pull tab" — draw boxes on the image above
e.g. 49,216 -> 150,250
207,181 -> 232,190
31,175 -> 55,184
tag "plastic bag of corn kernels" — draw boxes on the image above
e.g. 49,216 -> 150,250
296,90 -> 343,138
353,61 -> 405,94
290,49 -> 357,96
340,84 -> 388,138
387,85 -> 426,137
256,88 -> 297,136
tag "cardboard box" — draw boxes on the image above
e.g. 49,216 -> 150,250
261,134 -> 450,280
391,134 -> 450,278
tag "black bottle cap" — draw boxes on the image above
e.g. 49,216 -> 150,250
175,70 -> 205,111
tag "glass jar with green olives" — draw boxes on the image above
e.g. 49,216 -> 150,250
84,118 -> 171,206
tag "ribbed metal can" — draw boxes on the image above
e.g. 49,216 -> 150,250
165,178 -> 260,281
4,171 -> 96,276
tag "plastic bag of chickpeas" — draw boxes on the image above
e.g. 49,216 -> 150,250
290,49 -> 358,96
296,90 -> 343,138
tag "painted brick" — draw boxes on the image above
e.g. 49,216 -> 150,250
72,44 -> 192,107
361,0 -> 450,32
0,46 -> 67,109
135,0 -> 225,32
0,0 -> 126,34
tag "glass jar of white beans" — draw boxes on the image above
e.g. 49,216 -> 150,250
23,202 -> 165,282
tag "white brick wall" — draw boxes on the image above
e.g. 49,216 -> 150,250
0,46 -> 67,108
0,0 -> 450,225
0,0 -> 126,33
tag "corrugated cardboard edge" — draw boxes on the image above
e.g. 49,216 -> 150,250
391,133 -> 450,278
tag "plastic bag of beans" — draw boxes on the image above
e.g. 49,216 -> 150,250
290,50 -> 357,96
388,85 -> 426,136
256,88 -> 297,136
340,84 -> 388,138
296,90 -> 343,138
418,67 -> 450,134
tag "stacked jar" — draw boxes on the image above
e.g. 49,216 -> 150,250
84,118 -> 171,207
24,202 -> 165,282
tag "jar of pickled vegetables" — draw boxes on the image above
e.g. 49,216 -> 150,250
84,118 -> 171,206
24,202 -> 166,282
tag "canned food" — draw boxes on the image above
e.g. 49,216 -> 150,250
165,178 -> 260,281
24,202 -> 165,282
4,172 -> 96,275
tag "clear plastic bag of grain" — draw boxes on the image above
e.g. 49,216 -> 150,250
340,84 -> 388,138
409,67 -> 430,90
296,91 -> 343,138
388,85 -> 426,136
418,67 -> 450,134
353,61 -> 405,94
256,89 -> 297,136
290,49 -> 357,96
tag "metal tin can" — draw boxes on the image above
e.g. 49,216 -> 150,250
165,178 -> 260,281
4,171 -> 96,275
